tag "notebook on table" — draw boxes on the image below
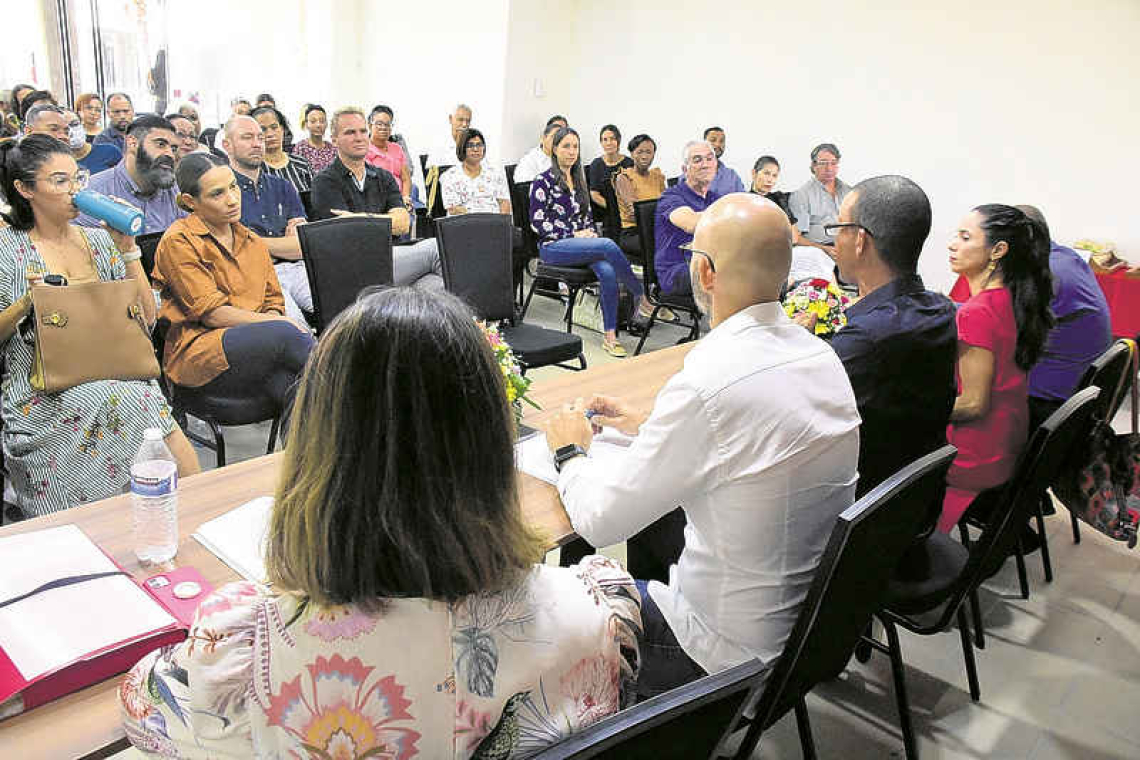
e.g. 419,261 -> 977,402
0,525 -> 186,720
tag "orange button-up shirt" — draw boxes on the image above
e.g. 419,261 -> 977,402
153,214 -> 286,387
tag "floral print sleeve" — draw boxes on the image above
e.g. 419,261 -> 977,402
528,170 -> 592,246
574,555 -> 642,707
120,581 -> 261,758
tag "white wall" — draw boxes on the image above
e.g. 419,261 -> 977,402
541,0 -> 1140,292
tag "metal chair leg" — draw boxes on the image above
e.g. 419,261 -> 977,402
1035,503 -> 1053,583
563,287 -> 580,333
266,417 -> 281,455
968,587 -> 985,650
521,276 -> 540,320
1070,509 -> 1081,544
207,418 -> 226,468
956,606 -> 981,702
634,305 -> 662,356
794,698 -> 818,760
1014,540 -> 1030,599
882,620 -> 919,760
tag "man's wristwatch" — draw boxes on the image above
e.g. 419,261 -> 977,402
553,443 -> 587,473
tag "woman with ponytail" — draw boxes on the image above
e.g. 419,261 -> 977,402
938,203 -> 1054,531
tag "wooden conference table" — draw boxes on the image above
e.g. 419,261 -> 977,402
0,342 -> 694,759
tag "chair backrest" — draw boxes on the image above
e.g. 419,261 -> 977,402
137,231 -> 163,280
297,215 -> 393,332
504,163 -> 517,188
512,180 -> 538,257
634,199 -> 660,295
741,446 -> 959,752
299,189 -> 313,219
529,658 -> 766,760
667,176 -> 679,187
956,386 -> 1101,601
1077,338 -> 1133,422
435,213 -> 514,322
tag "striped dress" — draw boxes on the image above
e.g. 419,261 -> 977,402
0,226 -> 174,517
264,153 -> 313,194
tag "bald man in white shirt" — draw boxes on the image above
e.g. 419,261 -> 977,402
546,193 -> 861,698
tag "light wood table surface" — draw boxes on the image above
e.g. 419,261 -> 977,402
0,342 -> 693,759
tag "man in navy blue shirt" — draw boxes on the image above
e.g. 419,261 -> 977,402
224,115 -> 311,325
93,92 -> 134,153
824,175 -> 957,501
654,140 -> 721,295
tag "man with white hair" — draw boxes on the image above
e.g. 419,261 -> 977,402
653,140 -> 721,296
427,102 -> 477,168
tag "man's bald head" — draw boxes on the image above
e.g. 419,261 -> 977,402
691,193 -> 792,320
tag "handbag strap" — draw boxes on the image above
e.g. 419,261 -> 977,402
1130,339 -> 1139,434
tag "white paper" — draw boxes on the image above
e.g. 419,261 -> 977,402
0,525 -> 177,682
515,430 -> 635,486
192,496 -> 272,583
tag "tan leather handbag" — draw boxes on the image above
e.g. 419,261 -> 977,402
28,280 -> 160,393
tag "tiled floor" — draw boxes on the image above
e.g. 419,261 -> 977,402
118,288 -> 1140,758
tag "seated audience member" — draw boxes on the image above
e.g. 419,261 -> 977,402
441,128 -> 511,215
291,103 -> 337,175
223,115 -> 312,324
165,112 -> 200,164
254,93 -> 275,109
529,127 -> 648,358
253,106 -> 312,194
789,142 -> 851,257
20,103 -> 69,142
75,92 -> 103,143
614,133 -> 666,260
750,156 -> 798,233
427,102 -> 474,168
8,84 -> 34,126
61,108 -> 120,174
1019,205 -> 1111,431
77,114 -> 186,238
153,153 -> 314,417
514,117 -> 567,182
701,126 -> 745,196
121,286 -> 641,757
587,124 -> 633,229
17,90 -> 56,123
365,105 -> 411,205
310,107 -> 442,289
939,204 -> 1054,532
177,102 -> 201,135
822,175 -> 957,499
546,193 -> 860,697
230,98 -> 252,117
654,140 -> 720,296
93,92 -> 134,153
0,135 -> 199,518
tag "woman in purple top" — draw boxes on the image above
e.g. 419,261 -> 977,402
529,127 -> 646,358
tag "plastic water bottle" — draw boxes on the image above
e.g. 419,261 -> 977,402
131,428 -> 179,564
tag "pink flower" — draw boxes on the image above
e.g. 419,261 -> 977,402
265,654 -> 421,759
455,699 -> 496,750
303,605 -> 378,642
195,581 -> 260,620
560,654 -> 619,725
118,664 -> 153,721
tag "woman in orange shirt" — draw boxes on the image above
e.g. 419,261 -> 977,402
153,153 -> 314,414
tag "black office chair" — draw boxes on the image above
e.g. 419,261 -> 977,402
504,162 -> 517,188
632,199 -> 701,355
299,190 -> 313,219
153,319 -> 281,469
136,231 -> 163,280
1064,339 -> 1135,543
515,180 -> 600,335
507,178 -> 537,305
437,213 -> 586,372
297,216 -> 395,333
869,388 -> 1100,758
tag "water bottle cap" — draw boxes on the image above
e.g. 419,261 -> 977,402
143,427 -> 164,441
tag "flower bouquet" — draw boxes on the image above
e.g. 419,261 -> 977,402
1075,239 -> 1130,274
782,278 -> 850,336
479,321 -> 540,424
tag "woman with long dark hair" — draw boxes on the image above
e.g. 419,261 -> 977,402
529,127 -> 648,357
120,287 -> 641,757
0,135 -> 199,516
938,203 -> 1054,531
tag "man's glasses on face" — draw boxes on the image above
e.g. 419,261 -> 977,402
689,154 -> 716,166
466,142 -> 485,152
824,222 -> 873,238
814,160 -> 839,168
679,243 -> 716,273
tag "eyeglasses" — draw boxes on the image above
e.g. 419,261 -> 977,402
813,160 -> 839,168
688,154 -> 716,166
36,168 -> 90,193
824,222 -> 873,238
371,120 -> 392,129
466,142 -> 485,151
679,242 -> 716,273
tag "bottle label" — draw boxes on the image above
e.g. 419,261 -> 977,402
130,461 -> 178,497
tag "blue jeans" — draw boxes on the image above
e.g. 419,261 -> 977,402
635,580 -> 706,700
540,236 -> 644,332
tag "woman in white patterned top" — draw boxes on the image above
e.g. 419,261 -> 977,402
121,287 -> 642,759
441,128 -> 511,216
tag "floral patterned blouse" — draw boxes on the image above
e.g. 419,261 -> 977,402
528,169 -> 595,247
291,139 -> 338,176
120,556 -> 641,759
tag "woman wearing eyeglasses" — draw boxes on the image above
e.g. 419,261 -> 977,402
365,105 -> 412,208
0,135 -> 200,518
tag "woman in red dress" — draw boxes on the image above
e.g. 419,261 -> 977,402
939,204 -> 1054,532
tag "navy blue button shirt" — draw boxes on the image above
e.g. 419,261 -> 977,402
654,181 -> 720,295
830,274 -> 958,497
235,169 -> 305,238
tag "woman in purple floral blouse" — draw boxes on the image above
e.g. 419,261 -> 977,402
290,103 -> 337,176
529,127 -> 648,358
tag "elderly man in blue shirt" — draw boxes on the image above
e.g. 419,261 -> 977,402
223,115 -> 311,326
655,140 -> 722,296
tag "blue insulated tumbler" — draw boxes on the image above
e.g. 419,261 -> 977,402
74,190 -> 145,235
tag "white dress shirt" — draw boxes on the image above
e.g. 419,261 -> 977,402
513,145 -> 551,183
558,301 -> 861,675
